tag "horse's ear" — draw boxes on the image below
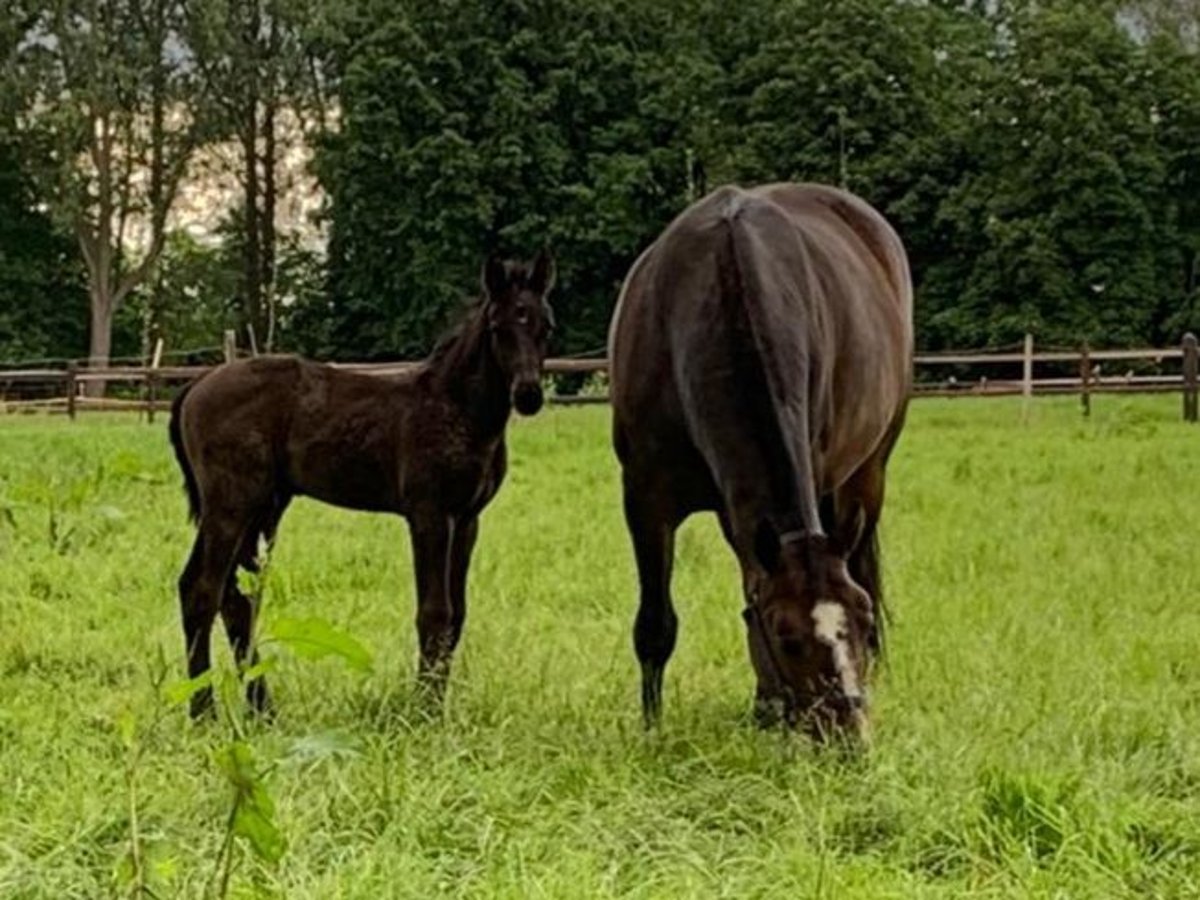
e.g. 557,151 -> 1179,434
482,254 -> 508,301
529,247 -> 556,296
754,518 -> 782,574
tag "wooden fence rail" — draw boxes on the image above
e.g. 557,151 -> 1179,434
3,333 -> 1199,422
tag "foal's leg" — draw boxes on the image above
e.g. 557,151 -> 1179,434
447,515 -> 479,654
220,582 -> 272,716
218,503 -> 288,715
623,476 -> 679,728
178,512 -> 246,719
409,511 -> 457,704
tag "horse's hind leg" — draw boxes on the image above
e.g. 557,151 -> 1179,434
219,499 -> 289,716
623,474 -> 679,728
179,511 -> 246,719
833,455 -> 889,656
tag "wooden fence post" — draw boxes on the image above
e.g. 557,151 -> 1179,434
223,329 -> 237,364
1080,341 -> 1091,418
1183,333 -> 1198,423
1022,332 -> 1034,421
66,361 -> 77,420
1022,333 -> 1034,399
146,337 -> 164,424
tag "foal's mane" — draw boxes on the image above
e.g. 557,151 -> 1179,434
423,296 -> 489,376
421,258 -> 543,377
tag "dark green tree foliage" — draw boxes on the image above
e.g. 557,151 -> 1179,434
0,134 -> 88,362
319,0 -> 1200,357
0,5 -> 87,363
927,3 -> 1172,347
319,0 -> 716,358
8,0 -> 1200,362
1146,32 -> 1200,339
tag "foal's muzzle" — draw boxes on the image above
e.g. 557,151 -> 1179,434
513,381 -> 544,416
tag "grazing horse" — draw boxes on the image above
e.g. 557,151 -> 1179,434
609,184 -> 911,740
169,251 -> 556,718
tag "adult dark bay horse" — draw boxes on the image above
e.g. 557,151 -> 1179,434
170,251 -> 556,718
609,184 -> 911,740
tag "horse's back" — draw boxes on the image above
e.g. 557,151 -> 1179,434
748,183 -> 912,468
180,355 -> 312,443
181,356 -> 408,513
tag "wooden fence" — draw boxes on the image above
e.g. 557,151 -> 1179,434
3,332 -> 1199,422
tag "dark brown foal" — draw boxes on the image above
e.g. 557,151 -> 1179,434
169,251 -> 556,718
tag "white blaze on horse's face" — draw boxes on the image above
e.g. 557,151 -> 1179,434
812,601 -> 862,702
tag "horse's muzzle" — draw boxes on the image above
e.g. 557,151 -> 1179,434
803,692 -> 870,745
513,381 -> 544,416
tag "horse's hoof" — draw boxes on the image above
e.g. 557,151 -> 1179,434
752,694 -> 787,730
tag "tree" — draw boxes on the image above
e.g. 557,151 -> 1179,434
927,3 -> 1170,347
8,0 -> 215,391
1133,1 -> 1200,337
184,0 -> 322,352
0,132 -> 89,363
319,0 -> 721,359
0,13 -> 88,363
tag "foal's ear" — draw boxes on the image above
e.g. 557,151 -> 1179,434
754,518 -> 782,574
529,247 -> 556,296
482,254 -> 508,301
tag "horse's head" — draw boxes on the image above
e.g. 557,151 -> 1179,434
744,522 -> 875,742
481,249 -> 556,415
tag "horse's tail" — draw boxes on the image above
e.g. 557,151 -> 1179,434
718,189 -> 822,522
169,380 -> 202,523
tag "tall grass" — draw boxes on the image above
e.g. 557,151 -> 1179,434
1,397 -> 1198,897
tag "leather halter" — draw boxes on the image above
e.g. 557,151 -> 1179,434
743,529 -> 810,704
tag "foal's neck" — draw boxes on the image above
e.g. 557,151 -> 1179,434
427,305 -> 512,437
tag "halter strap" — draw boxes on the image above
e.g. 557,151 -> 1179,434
744,593 -> 793,705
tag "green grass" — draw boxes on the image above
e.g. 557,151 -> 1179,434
2,396 -> 1199,898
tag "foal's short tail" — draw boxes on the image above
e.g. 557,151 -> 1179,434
169,380 -> 202,523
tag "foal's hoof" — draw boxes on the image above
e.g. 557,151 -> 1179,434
413,678 -> 449,721
188,688 -> 217,722
247,681 -> 275,721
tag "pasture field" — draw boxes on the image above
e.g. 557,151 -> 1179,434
2,397 -> 1199,898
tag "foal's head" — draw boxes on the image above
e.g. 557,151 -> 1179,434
482,249 -> 556,415
745,523 -> 876,742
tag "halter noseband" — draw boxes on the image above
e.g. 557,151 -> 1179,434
743,529 -> 820,707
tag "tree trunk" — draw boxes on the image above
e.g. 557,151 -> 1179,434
86,297 -> 114,399
262,60 -> 278,353
240,0 -> 264,344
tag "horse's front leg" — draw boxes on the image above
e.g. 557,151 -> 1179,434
409,510 -> 459,706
